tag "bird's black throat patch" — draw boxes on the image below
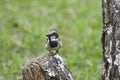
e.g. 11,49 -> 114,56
49,41 -> 58,48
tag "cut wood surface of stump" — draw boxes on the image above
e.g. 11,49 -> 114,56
22,53 -> 74,80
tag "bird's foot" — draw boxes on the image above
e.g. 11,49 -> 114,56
49,51 -> 52,54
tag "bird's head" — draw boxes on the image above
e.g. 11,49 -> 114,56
46,29 -> 59,39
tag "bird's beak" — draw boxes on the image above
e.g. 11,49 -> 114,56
46,34 -> 49,37
46,34 -> 52,37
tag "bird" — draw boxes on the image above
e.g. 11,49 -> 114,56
45,29 -> 62,54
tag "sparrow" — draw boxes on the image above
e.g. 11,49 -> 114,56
45,29 -> 62,54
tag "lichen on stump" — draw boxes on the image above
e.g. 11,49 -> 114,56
22,53 -> 74,80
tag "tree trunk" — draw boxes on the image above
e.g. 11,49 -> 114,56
22,53 -> 74,80
102,0 -> 120,80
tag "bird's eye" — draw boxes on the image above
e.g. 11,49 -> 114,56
53,32 -> 58,37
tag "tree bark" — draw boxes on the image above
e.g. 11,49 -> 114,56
102,0 -> 120,80
22,53 -> 74,80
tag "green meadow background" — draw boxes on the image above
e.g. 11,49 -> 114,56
0,0 -> 102,80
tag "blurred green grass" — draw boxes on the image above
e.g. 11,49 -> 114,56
0,0 -> 102,80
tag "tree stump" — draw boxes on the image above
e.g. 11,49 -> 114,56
22,53 -> 74,80
102,0 -> 120,80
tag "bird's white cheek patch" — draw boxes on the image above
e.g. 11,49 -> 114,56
51,36 -> 56,41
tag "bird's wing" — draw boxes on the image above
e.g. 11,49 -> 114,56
59,41 -> 62,47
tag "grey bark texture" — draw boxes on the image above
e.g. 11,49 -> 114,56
22,53 -> 74,80
102,0 -> 120,80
